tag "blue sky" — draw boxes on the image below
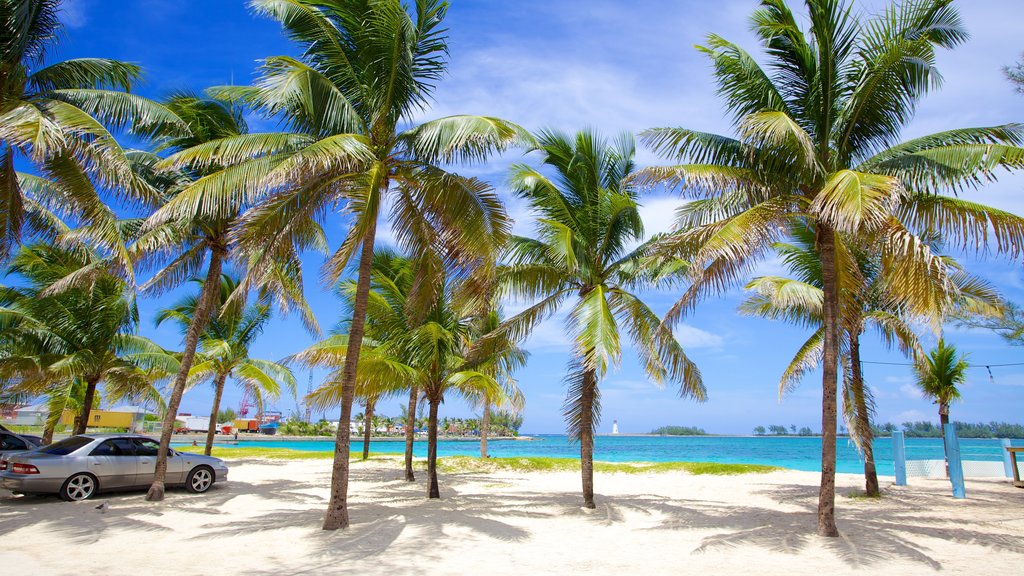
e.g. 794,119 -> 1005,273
52,0 -> 1024,434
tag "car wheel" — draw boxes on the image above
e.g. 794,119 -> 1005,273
185,466 -> 214,493
60,473 -> 97,501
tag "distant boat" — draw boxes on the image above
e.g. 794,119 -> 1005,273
258,421 -> 279,435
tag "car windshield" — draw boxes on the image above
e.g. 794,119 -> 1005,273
35,436 -> 93,456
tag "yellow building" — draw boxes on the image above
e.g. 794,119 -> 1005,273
60,409 -> 138,430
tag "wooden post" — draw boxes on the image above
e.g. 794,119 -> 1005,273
943,423 -> 965,499
1002,438 -> 1013,478
893,431 -> 907,486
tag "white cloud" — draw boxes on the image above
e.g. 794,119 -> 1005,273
673,324 -> 724,349
900,383 -> 923,400
892,409 -> 928,424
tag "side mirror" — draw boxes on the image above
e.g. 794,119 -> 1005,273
167,450 -> 175,458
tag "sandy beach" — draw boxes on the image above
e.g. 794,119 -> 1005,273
2,457 -> 1023,575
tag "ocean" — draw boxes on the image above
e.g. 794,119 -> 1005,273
204,434 -> 1018,474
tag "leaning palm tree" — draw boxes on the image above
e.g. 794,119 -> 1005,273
635,0 -> 1024,535
0,0 -> 186,260
0,243 -> 176,440
157,275 -> 296,456
175,0 -> 525,529
134,93 -> 313,501
498,130 -> 705,508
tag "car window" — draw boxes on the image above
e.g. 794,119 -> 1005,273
90,438 -> 137,456
36,436 -> 93,456
132,439 -> 161,456
0,433 -> 28,451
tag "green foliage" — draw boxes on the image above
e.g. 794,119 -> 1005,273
753,425 -> 766,435
217,408 -> 237,423
277,418 -> 335,436
650,425 -> 707,436
877,421 -> 1024,438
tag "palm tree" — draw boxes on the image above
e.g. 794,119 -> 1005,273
635,0 -> 1024,535
498,130 -> 705,508
915,339 -> 967,431
155,0 -> 525,529
134,93 -> 312,501
468,309 -> 526,459
740,223 -> 1000,495
0,0 -> 186,260
0,243 -> 176,440
156,275 -> 296,456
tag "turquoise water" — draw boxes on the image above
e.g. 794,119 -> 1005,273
180,435 -> 1018,474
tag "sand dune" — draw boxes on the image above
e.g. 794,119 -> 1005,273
2,457 -> 1023,575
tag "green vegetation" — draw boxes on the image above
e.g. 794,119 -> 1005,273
650,426 -> 707,436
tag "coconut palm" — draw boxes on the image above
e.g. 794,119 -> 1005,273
0,0 -> 186,260
297,249 -> 515,498
636,0 -> 1024,535
0,243 -> 176,441
915,339 -> 967,431
497,129 -> 705,508
133,93 -> 312,501
740,222 -> 1001,495
156,275 -> 296,456
154,0 -> 523,529
467,309 -> 526,459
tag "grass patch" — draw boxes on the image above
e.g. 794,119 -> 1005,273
174,447 -> 780,475
438,456 -> 780,475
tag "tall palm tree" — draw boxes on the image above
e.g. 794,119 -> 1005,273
636,0 -> 1024,535
134,93 -> 312,501
170,0 -> 525,529
0,0 -> 186,260
0,243 -> 176,440
157,275 -> 296,456
498,130 -> 705,508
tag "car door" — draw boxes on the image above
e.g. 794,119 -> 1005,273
132,438 -> 185,485
87,438 -> 138,489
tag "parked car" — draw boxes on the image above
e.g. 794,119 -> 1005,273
0,429 -> 41,457
0,434 -> 228,501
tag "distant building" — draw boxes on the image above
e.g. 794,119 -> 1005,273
11,404 -> 48,426
612,420 -> 619,435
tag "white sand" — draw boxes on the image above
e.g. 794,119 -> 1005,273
2,457 -> 1023,575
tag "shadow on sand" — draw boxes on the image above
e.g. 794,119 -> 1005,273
4,461 -> 1023,574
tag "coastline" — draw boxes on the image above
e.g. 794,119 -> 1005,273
3,455 -> 1022,575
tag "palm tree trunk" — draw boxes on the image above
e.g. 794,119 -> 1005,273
362,400 -> 375,460
480,401 -> 490,459
146,245 -> 225,502
940,403 -> 950,477
204,372 -> 229,457
323,217 -> 377,530
849,331 -> 878,496
42,423 -> 54,445
426,396 -> 441,499
74,375 -> 101,435
815,225 -> 840,537
404,385 -> 417,482
580,367 -> 597,509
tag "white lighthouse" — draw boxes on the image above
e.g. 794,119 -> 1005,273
612,420 -> 619,435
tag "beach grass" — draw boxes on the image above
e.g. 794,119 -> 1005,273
173,446 -> 780,474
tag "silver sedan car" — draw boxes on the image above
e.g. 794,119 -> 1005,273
0,434 -> 228,501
